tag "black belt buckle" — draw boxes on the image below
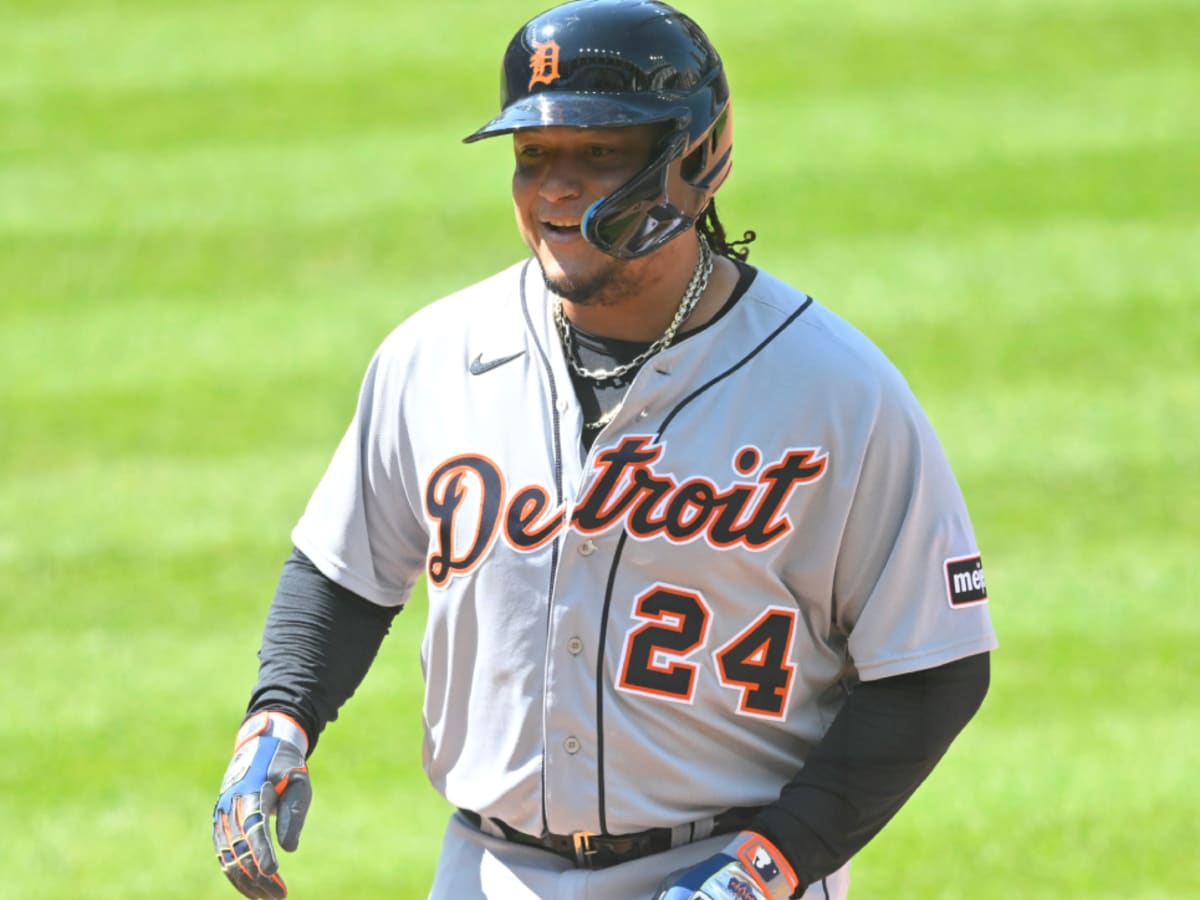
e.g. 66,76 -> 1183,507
571,831 -> 600,868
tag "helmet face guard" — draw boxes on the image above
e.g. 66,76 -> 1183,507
464,0 -> 733,260
583,107 -> 731,258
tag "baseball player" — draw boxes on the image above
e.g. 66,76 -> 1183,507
211,2 -> 997,898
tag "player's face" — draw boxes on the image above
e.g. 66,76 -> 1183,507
511,125 -> 660,305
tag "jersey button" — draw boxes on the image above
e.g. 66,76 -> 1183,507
567,637 -> 584,656
555,398 -> 569,413
563,736 -> 581,755
638,408 -> 650,419
578,540 -> 596,556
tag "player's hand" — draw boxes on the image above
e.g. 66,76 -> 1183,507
654,831 -> 801,900
212,711 -> 312,899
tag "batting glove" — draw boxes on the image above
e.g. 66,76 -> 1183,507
212,711 -> 312,899
655,831 -> 801,900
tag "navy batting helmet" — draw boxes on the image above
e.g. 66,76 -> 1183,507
464,0 -> 733,260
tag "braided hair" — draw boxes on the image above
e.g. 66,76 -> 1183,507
697,201 -> 757,262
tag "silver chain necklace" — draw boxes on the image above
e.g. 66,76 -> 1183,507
554,235 -> 712,387
554,237 -> 713,431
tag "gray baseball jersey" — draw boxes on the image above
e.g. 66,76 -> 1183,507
292,259 -> 997,838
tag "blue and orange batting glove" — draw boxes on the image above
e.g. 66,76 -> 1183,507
212,711 -> 312,899
655,831 -> 803,900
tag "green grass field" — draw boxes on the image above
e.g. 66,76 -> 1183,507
2,0 -> 1197,897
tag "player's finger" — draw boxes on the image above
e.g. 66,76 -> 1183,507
236,793 -> 281,876
275,772 -> 312,852
221,853 -> 285,900
233,795 -> 291,899
212,817 -> 228,864
223,864 -> 264,900
216,810 -> 264,899
231,871 -> 286,900
239,867 -> 287,900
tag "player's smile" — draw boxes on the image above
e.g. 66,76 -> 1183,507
540,216 -> 584,242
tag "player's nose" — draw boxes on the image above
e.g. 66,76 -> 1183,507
537,158 -> 585,203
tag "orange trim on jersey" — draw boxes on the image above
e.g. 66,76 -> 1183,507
616,584 -> 712,704
420,438 -> 830,586
572,435 -> 667,536
732,445 -> 762,476
713,606 -> 798,720
503,483 -> 566,551
572,436 -> 827,551
424,453 -> 508,586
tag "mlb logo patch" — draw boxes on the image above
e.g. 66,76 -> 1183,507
945,554 -> 988,607
735,834 -> 798,896
750,846 -> 780,881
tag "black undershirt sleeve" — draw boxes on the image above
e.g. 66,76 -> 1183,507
246,547 -> 400,753
751,651 -> 991,891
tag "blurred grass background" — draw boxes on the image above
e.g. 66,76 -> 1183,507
1,0 -> 1197,897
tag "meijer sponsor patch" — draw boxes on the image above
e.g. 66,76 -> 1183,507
945,554 -> 987,606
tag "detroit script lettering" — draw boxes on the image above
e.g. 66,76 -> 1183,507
423,435 -> 828,586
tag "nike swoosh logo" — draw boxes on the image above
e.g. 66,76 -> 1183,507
469,350 -> 526,375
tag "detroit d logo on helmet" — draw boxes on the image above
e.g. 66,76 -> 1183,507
528,39 -> 561,89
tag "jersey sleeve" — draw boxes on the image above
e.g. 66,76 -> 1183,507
834,368 -> 997,681
291,335 -> 428,607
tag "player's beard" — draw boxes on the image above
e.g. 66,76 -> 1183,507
538,257 -> 631,307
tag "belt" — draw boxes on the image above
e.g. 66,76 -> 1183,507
458,806 -> 763,870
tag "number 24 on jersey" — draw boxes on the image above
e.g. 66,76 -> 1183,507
617,584 -> 798,720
